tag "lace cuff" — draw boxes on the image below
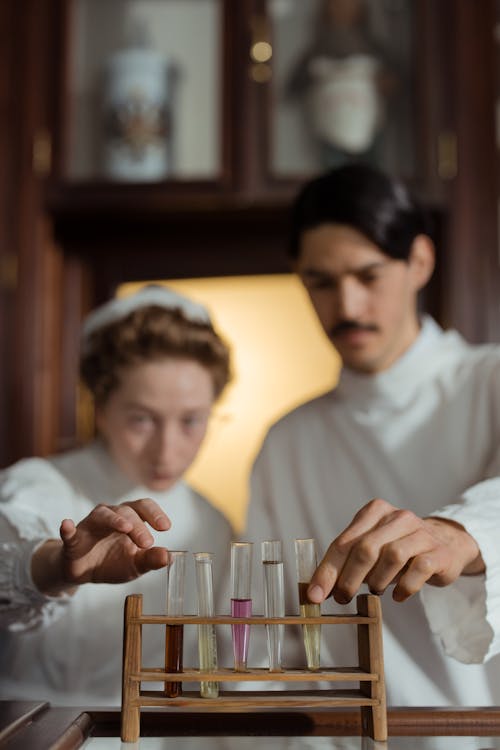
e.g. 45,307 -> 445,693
420,479 -> 500,663
0,538 -> 72,631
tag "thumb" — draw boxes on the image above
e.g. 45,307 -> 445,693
134,547 -> 171,577
60,518 -> 77,545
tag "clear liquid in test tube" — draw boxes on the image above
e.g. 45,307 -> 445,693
261,539 -> 285,672
194,552 -> 219,698
165,550 -> 187,697
295,538 -> 321,670
230,542 -> 253,671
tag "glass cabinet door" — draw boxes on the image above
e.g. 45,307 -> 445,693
55,0 -> 433,193
263,0 -> 416,180
63,0 -> 225,182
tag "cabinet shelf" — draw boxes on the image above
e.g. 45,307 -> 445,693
44,180 -> 293,219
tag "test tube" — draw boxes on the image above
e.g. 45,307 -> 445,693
295,538 -> 321,670
230,541 -> 253,671
194,552 -> 219,698
164,550 -> 187,697
261,539 -> 285,672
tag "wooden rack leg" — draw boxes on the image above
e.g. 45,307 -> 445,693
357,594 -> 388,742
121,594 -> 143,742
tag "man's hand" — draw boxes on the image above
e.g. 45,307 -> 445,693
307,498 -> 485,605
32,498 -> 171,596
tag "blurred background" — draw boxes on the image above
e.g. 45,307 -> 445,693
1,0 -> 499,530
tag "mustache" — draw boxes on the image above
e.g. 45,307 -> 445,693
330,320 -> 379,338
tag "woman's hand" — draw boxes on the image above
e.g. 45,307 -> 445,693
32,498 -> 171,596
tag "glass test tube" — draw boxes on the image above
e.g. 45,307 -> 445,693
261,539 -> 285,672
295,538 -> 321,671
194,552 -> 219,698
230,541 -> 253,671
165,550 -> 187,697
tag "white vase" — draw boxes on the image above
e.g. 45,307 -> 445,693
102,47 -> 170,181
307,53 -> 384,154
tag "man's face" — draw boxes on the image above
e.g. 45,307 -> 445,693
296,223 -> 423,374
96,358 -> 214,491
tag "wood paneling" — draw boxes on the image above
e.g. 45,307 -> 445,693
444,0 -> 500,342
0,0 -> 64,463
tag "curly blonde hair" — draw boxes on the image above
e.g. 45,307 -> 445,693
80,305 -> 231,406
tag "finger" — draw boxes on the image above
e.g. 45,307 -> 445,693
307,540 -> 349,603
112,504 -> 156,548
393,545 -> 459,602
393,554 -> 437,601
122,498 -> 171,531
86,504 -> 134,535
336,511 -> 427,599
365,525 -> 436,594
60,518 -> 76,543
115,499 -> 172,549
134,546 -> 171,576
364,527 -> 435,595
337,498 -> 399,545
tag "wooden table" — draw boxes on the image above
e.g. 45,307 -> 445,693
2,702 -> 500,749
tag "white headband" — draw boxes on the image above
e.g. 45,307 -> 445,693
81,285 -> 211,348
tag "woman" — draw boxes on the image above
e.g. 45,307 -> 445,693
0,285 -> 233,705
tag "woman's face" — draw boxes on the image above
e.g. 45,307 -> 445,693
96,358 -> 215,491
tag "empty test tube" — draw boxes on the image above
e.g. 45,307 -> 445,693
194,552 -> 219,698
261,539 -> 285,672
295,538 -> 321,670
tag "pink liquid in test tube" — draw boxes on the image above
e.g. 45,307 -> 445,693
231,597 -> 252,669
230,543 -> 253,671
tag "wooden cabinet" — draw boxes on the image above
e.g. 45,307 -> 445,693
1,0 -> 499,464
47,0 -> 451,203
44,0 -> 458,290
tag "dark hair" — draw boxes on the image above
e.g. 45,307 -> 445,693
80,305 -> 231,406
289,164 -> 432,260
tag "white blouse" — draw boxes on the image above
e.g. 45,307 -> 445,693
0,440 -> 233,706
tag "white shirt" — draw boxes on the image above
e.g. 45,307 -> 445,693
247,317 -> 500,705
0,439 -> 232,706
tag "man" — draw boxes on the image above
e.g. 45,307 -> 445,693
246,164 -> 500,705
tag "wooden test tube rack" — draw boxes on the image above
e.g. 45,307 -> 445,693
121,592 -> 387,743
